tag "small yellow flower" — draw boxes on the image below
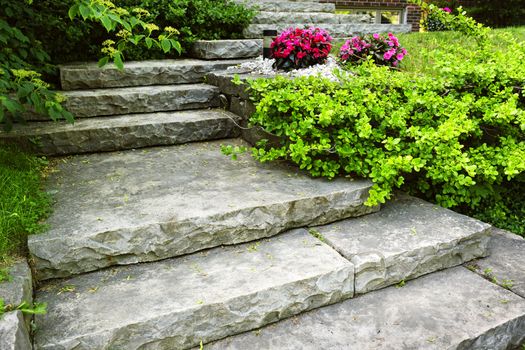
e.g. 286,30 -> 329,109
164,26 -> 180,35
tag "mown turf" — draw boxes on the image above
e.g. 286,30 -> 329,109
0,146 -> 51,265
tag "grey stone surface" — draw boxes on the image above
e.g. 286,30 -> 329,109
253,12 -> 373,25
28,138 -> 377,280
207,267 -> 525,350
34,229 -> 354,350
0,109 -> 241,156
0,259 -> 32,307
60,59 -> 247,90
466,229 -> 525,298
244,23 -> 413,38
315,194 -> 492,294
60,84 -> 220,118
234,0 -> 336,13
0,311 -> 33,350
206,71 -> 266,100
190,40 -> 262,59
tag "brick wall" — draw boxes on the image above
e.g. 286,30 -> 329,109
319,0 -> 422,31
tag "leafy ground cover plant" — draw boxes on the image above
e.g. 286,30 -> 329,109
339,33 -> 407,67
271,27 -> 332,71
244,31 -> 525,235
410,0 -> 489,40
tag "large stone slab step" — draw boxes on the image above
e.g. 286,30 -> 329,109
26,84 -> 220,120
244,23 -> 413,38
28,138 -> 377,280
207,266 -> 525,349
0,109 -> 241,156
33,229 -> 355,350
190,40 -> 262,60
234,0 -> 336,13
253,11 -> 372,25
313,194 -> 491,295
60,59 -> 247,90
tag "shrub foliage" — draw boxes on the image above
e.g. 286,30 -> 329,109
246,36 -> 525,223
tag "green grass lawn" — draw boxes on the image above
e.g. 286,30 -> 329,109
397,27 -> 525,74
0,147 -> 51,266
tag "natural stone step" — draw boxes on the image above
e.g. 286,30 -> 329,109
234,0 -> 336,13
190,40 -> 262,60
253,11 -> 373,25
0,311 -> 33,350
28,138 -> 377,280
60,59 -> 247,90
25,84 -> 220,120
313,194 -> 491,295
466,228 -> 525,298
206,266 -> 525,349
0,109 -> 241,156
33,229 -> 355,350
244,23 -> 413,38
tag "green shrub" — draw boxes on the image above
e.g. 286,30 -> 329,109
1,0 -> 256,66
245,36 -> 525,230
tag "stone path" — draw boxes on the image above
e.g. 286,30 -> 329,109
0,1 -> 524,348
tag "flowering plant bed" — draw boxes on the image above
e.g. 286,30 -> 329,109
339,33 -> 407,67
271,27 -> 333,71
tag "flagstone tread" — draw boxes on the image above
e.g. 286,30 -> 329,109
60,59 -> 248,90
28,138 -> 377,280
33,229 -> 354,350
43,84 -> 220,119
314,194 -> 492,294
244,23 -> 412,38
206,266 -> 525,350
0,109 -> 241,155
466,228 -> 525,298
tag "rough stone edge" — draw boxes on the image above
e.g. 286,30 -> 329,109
190,40 -> 262,60
30,186 -> 378,280
346,226 -> 492,294
0,311 -> 33,350
0,111 -> 242,156
0,259 -> 33,329
37,264 -> 354,350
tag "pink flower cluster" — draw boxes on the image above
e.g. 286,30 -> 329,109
339,33 -> 407,67
271,27 -> 333,71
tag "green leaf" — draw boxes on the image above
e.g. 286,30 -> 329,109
98,56 -> 110,68
1,98 -> 23,114
78,4 -> 91,19
100,16 -> 113,32
113,52 -> 124,70
68,4 -> 79,20
145,37 -> 153,49
160,38 -> 171,53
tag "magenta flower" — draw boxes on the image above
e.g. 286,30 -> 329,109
442,7 -> 452,13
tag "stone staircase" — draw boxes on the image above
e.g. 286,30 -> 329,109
1,2 -> 524,348
236,0 -> 412,38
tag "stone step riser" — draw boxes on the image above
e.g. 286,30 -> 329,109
59,84 -> 220,119
60,59 -> 248,90
206,267 -> 525,349
0,110 -> 241,156
244,23 -> 413,38
190,40 -> 262,60
253,12 -> 373,25
28,139 -> 377,280
34,230 -> 355,350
